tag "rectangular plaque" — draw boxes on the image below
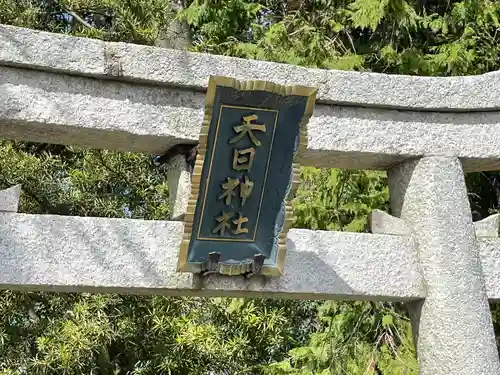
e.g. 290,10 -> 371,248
177,76 -> 316,276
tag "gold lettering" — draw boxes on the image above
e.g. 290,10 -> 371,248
218,177 -> 240,205
213,211 -> 234,236
239,175 -> 254,206
229,114 -> 266,146
232,213 -> 249,235
233,148 -> 255,171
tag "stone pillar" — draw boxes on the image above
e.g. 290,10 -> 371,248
166,155 -> 191,221
388,156 -> 500,375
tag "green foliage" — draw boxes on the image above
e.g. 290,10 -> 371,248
265,302 -> 417,374
0,141 -> 169,219
180,0 -> 264,49
179,0 -> 500,75
349,0 -> 390,30
0,291 -> 318,374
293,168 -> 388,232
0,0 -> 175,45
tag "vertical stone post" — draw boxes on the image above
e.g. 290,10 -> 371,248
388,156 -> 500,375
166,155 -> 191,221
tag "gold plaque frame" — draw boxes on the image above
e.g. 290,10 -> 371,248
177,75 -> 317,276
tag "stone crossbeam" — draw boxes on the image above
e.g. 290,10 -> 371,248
2,210 -> 500,302
0,211 -> 423,301
3,24 -> 500,171
2,23 -> 500,111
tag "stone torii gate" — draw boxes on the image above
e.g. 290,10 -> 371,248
2,24 -> 500,375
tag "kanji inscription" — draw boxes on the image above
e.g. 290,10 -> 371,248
178,76 -> 316,276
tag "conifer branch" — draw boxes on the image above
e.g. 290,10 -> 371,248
62,5 -> 95,29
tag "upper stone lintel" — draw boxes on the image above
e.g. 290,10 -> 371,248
2,23 -> 500,111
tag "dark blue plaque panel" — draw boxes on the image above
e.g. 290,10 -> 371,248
178,76 -> 316,276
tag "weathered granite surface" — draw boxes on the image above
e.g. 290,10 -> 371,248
388,157 -> 500,375
3,211 -> 500,300
165,154 -> 191,220
0,185 -> 21,212
0,212 -> 424,300
4,66 -> 500,171
479,238 -> 500,302
474,214 -> 499,237
2,207 -> 500,301
371,210 -> 500,238
368,209 -> 410,236
3,23 -> 500,111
